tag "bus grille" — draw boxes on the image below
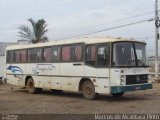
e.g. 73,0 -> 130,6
126,75 -> 148,85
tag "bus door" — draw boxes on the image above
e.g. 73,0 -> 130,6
84,44 -> 110,94
96,44 -> 110,94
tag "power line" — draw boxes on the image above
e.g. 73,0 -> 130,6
52,11 -> 154,38
50,1 -> 153,21
77,11 -> 154,31
57,18 -> 154,40
49,1 -> 115,20
135,36 -> 154,40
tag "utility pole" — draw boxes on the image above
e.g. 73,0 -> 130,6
155,0 -> 159,80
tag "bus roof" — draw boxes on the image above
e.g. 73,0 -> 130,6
6,36 -> 146,50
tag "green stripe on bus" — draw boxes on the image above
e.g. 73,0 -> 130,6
111,83 -> 152,93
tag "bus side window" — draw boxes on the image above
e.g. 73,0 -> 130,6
51,46 -> 60,62
36,49 -> 42,63
43,47 -> 51,62
71,45 -> 83,62
28,48 -> 42,63
15,50 -> 21,63
85,45 -> 96,66
97,45 -> 110,67
7,51 -> 14,63
27,50 -> 31,63
21,50 -> 27,63
62,46 -> 71,62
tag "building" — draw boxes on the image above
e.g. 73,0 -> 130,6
0,42 -> 17,78
147,56 -> 160,80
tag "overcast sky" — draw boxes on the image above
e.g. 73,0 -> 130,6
0,0 -> 159,56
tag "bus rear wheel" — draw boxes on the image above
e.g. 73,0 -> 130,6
111,92 -> 124,97
27,78 -> 42,94
82,80 -> 97,100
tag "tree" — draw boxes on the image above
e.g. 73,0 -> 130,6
18,18 -> 48,44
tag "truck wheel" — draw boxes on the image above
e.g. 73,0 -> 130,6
27,78 -> 42,94
82,80 -> 97,100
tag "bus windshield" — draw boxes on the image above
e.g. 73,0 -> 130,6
112,42 -> 147,67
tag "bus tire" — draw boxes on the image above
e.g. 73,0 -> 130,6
82,80 -> 97,100
27,78 -> 42,94
111,92 -> 124,97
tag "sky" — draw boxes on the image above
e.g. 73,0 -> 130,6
0,0 -> 159,56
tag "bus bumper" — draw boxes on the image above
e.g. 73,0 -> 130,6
111,83 -> 152,93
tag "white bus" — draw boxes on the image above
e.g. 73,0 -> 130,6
6,37 -> 152,100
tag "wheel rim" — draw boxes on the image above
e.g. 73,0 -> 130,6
86,85 -> 93,95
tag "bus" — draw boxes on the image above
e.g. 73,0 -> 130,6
6,37 -> 152,100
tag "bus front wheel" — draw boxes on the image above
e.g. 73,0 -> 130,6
27,78 -> 42,94
82,80 -> 97,100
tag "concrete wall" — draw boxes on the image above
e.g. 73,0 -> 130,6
0,42 -> 17,56
0,56 -> 5,77
0,42 -> 17,78
147,57 -> 160,80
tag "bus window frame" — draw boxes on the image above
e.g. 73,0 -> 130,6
42,47 -> 52,63
6,42 -> 85,64
15,50 -> 21,63
61,43 -> 85,63
27,48 -> 43,63
85,44 -> 97,67
20,49 -> 27,63
111,41 -> 147,68
96,43 -> 111,68
6,50 -> 15,63
51,46 -> 61,63
85,43 -> 111,68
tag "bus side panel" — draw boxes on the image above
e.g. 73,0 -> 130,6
26,63 -> 60,75
84,66 -> 110,94
110,69 -> 121,86
59,63 -> 84,91
59,63 -> 84,76
23,63 -> 82,91
6,64 -> 26,87
25,63 -> 60,88
96,68 -> 110,94
84,66 -> 96,77
31,76 -> 48,88
35,76 -> 81,91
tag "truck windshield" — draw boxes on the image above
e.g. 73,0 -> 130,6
112,42 -> 147,67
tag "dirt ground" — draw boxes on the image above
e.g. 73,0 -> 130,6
0,83 -> 160,119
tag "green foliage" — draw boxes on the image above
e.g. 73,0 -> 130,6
18,18 -> 48,44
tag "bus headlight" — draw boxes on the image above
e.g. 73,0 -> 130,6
120,75 -> 125,85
